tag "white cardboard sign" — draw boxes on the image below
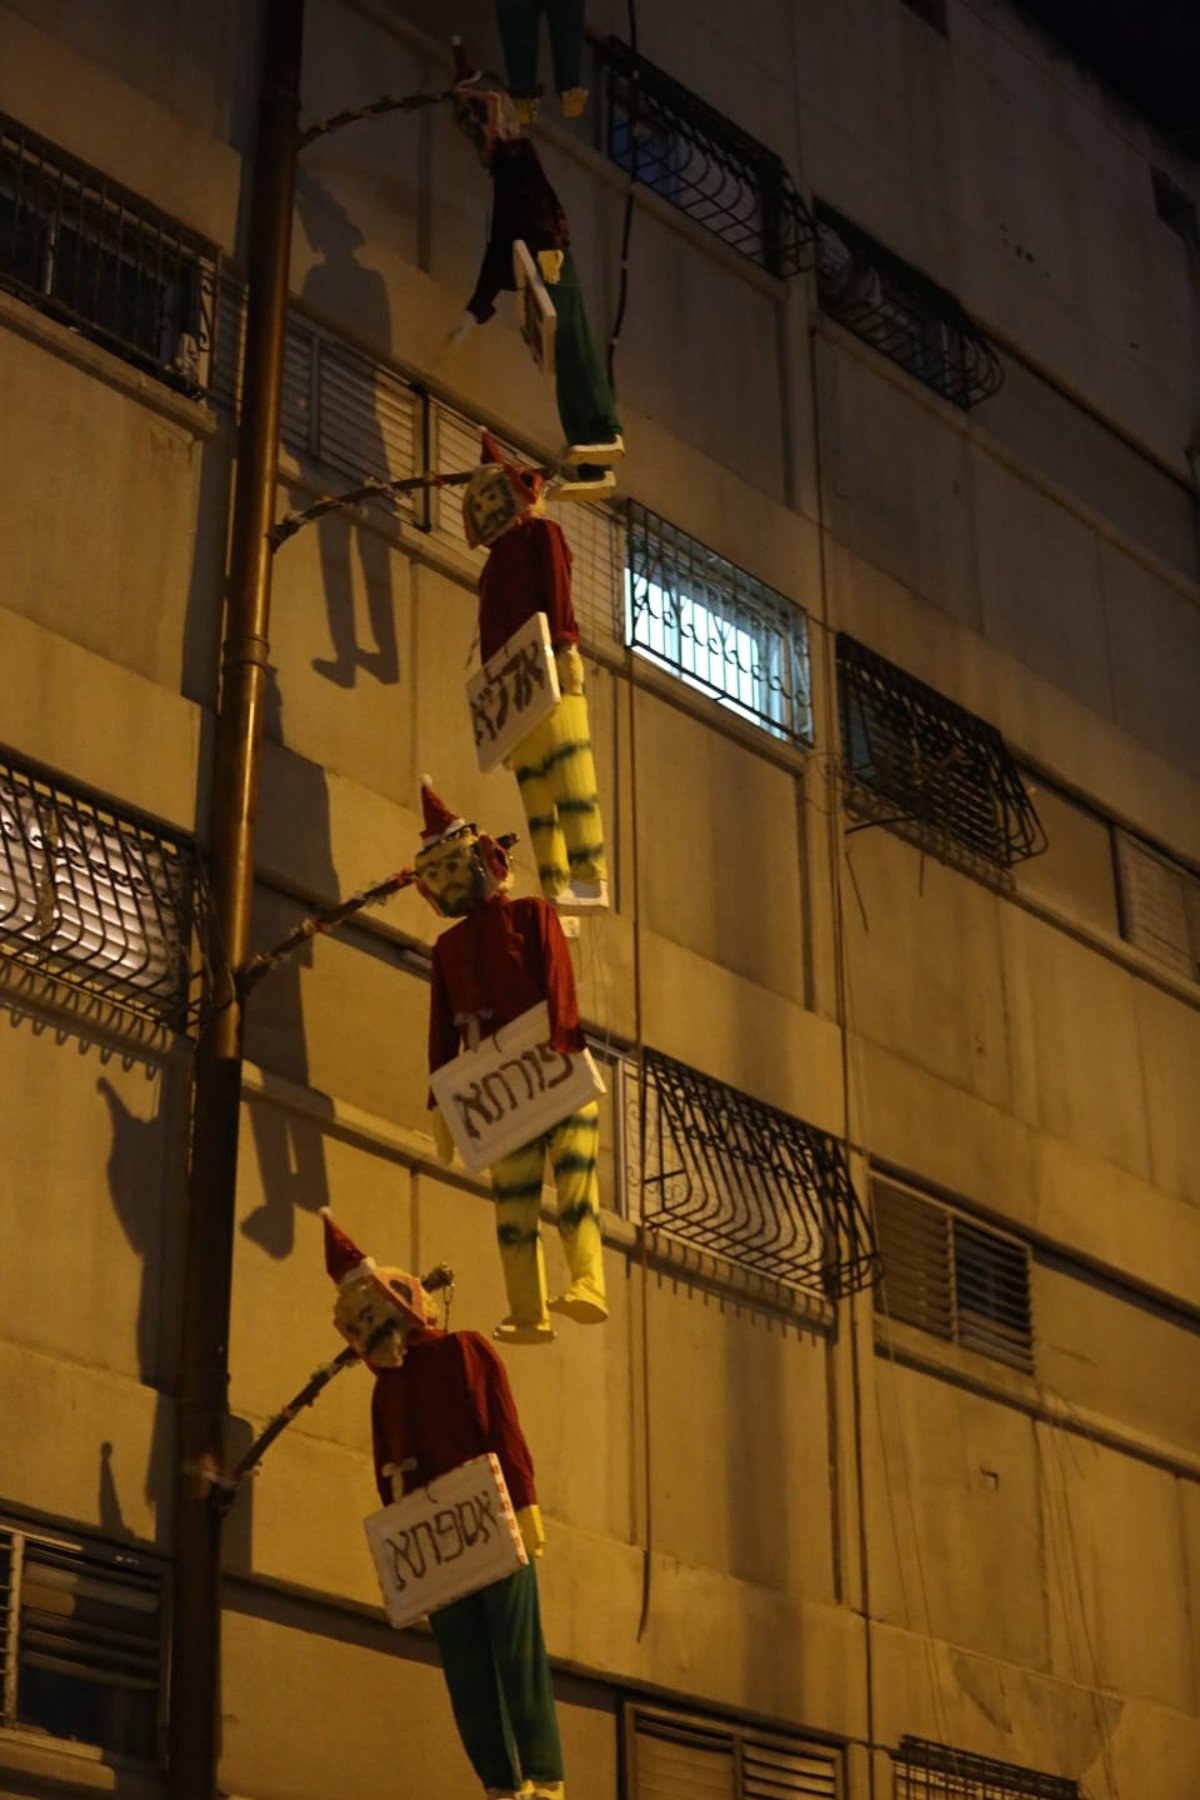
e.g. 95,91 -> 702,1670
513,238 -> 557,378
430,1001 -> 606,1173
467,611 -> 561,773
365,1453 -> 527,1629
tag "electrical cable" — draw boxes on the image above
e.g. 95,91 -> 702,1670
605,0 -> 640,392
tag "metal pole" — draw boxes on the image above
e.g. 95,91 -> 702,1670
168,3 -> 304,1792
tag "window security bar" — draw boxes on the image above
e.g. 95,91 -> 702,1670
627,502 -> 813,745
837,634 -> 1046,870
630,1048 -> 881,1299
0,1523 -> 164,1765
599,37 -> 814,278
0,749 -> 198,1032
815,201 -> 1002,409
0,111 -> 217,397
895,1736 -> 1078,1798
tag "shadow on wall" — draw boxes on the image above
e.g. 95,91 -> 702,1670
241,668 -> 337,1259
296,171 -> 400,690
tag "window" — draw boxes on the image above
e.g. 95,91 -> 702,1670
599,37 -> 813,277
894,1736 -> 1077,1798
0,110 -> 216,396
627,1048 -> 880,1299
0,1522 -> 165,1766
0,749 -> 197,1030
1115,831 -> 1200,981
627,1702 -> 840,1799
212,282 -> 420,507
873,1177 -> 1034,1373
815,201 -> 1002,408
837,634 -> 1046,871
627,503 -> 812,745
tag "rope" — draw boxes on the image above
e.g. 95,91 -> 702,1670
298,87 -> 453,148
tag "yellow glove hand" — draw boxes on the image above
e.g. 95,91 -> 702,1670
536,248 -> 564,285
554,644 -> 586,697
432,1109 -> 457,1167
517,1503 -> 546,1559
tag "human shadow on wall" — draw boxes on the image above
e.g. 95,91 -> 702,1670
240,667 -> 336,1260
97,1071 -> 175,1522
97,1440 -> 135,1543
296,171 -> 400,689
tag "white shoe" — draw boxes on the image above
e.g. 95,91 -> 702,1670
549,469 -> 616,501
493,1316 -> 557,1345
554,877 -> 608,911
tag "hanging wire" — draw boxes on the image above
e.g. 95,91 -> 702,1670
606,0 -> 640,391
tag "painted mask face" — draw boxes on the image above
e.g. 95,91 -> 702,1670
415,828 -> 493,917
333,1273 -> 424,1369
453,88 -> 517,166
462,465 -> 526,549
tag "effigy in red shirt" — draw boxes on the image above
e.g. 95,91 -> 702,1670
477,514 -> 578,663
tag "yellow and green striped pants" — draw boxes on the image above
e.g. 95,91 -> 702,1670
509,693 -> 607,901
491,1102 -> 605,1324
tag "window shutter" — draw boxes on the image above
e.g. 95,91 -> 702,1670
0,1528 -> 16,1722
873,1178 -> 953,1341
743,1738 -> 839,1797
635,1720 -> 736,1799
280,319 -> 315,457
1116,832 -> 1196,977
558,502 -> 624,656
952,1218 -> 1033,1373
316,341 -> 417,494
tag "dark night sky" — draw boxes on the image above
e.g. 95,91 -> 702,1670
1014,2 -> 1200,151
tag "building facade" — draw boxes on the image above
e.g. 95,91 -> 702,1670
0,1 -> 1198,1797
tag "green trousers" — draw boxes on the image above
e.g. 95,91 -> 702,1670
551,250 -> 622,455
496,0 -> 585,98
491,1103 -> 604,1323
431,1564 -> 564,1791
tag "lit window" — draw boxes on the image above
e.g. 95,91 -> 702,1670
0,110 -> 216,395
0,751 -> 196,1029
894,1736 -> 1077,1798
815,200 -> 1002,409
0,1522 -> 165,1766
873,1176 -> 1034,1373
627,503 -> 812,745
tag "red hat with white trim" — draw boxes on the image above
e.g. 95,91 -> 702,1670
320,1209 -> 430,1353
419,776 -> 467,848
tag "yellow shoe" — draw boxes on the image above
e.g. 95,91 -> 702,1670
559,85 -> 588,117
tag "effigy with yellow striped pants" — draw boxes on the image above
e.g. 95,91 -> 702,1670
507,649 -> 607,903
491,1101 -> 605,1339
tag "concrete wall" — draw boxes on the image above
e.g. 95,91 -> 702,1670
0,0 -> 1198,1796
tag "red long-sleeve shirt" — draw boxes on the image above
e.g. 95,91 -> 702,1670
478,516 -> 578,663
467,137 -> 570,324
371,1326 -> 537,1511
428,894 -> 584,1086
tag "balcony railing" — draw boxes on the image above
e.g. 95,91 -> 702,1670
894,1738 -> 1077,1799
599,36 -> 814,277
0,110 -> 217,397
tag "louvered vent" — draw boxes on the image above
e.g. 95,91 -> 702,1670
1,1524 -> 164,1762
1115,831 -> 1200,981
874,1177 -> 1033,1374
629,1706 -> 839,1800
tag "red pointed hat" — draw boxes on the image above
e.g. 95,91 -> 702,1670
451,36 -> 479,87
419,777 -> 466,848
320,1207 -> 374,1288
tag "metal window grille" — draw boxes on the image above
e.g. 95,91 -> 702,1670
1115,831 -> 1200,981
627,503 -> 812,745
873,1177 -> 1034,1374
212,279 -> 421,510
599,37 -> 814,277
0,749 -> 198,1032
0,1521 -> 165,1766
815,201 -> 1002,409
628,1048 -> 881,1299
0,110 -> 216,397
628,1702 -> 840,1800
837,634 -> 1046,870
895,1736 -> 1077,1798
